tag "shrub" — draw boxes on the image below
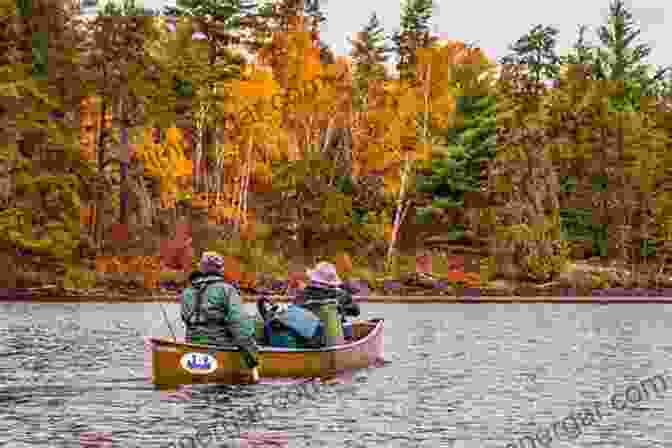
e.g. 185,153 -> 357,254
62,265 -> 97,289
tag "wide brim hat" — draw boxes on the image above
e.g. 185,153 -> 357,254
306,261 -> 343,287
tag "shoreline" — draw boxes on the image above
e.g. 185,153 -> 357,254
6,260 -> 672,303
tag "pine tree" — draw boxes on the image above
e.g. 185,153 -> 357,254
499,24 -> 562,84
349,12 -> 391,111
562,1 -> 671,107
162,0 -> 257,192
390,0 -> 436,81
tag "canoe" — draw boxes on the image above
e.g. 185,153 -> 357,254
148,318 -> 385,387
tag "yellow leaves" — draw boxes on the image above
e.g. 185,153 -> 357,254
134,125 -> 192,207
383,176 -> 402,195
234,67 -> 279,100
209,204 -> 237,225
253,161 -> 273,185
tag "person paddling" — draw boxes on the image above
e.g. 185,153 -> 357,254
180,251 -> 260,383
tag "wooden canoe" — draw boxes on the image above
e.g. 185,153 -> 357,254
148,319 -> 384,387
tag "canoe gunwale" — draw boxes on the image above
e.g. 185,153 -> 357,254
149,318 -> 384,354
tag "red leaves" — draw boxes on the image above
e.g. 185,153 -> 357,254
445,270 -> 481,287
160,236 -> 193,272
415,253 -> 433,274
109,223 -> 129,243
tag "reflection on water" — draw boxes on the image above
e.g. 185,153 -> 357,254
2,302 -> 672,447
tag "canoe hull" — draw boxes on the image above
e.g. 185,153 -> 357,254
149,319 -> 384,387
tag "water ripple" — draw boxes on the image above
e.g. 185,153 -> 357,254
2,303 -> 672,447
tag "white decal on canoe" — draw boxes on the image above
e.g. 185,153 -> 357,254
180,352 -> 218,374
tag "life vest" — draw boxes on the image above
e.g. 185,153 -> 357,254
181,278 -> 227,330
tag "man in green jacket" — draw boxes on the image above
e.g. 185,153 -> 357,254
181,251 -> 259,383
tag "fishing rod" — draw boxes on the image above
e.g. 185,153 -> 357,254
158,301 -> 177,342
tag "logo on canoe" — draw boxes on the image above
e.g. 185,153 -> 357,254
180,352 -> 218,374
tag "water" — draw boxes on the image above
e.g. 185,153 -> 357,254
2,301 -> 672,447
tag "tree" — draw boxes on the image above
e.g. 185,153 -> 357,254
500,24 -> 562,84
162,0 -> 257,193
0,0 -> 94,272
349,12 -> 391,111
390,0 -> 436,81
219,64 -> 287,232
562,1 -> 672,108
354,43 -> 462,268
410,42 -> 497,241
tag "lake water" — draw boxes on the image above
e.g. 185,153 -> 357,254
2,301 -> 672,448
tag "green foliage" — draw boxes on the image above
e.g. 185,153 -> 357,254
559,207 -> 608,257
590,174 -> 608,192
99,0 -> 160,16
391,0 -> 436,80
63,266 -> 97,289
335,175 -> 354,194
419,94 -> 496,212
349,12 -> 391,110
444,223 -> 466,241
31,31 -> 48,80
561,0 -> 671,109
500,24 -> 562,83
480,255 -> 497,283
164,0 -> 256,28
414,206 -> 434,225
640,238 -> 658,259
560,175 -> 578,193
209,238 -> 289,280
15,0 -> 31,16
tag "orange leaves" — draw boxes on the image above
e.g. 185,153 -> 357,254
239,219 -> 257,241
80,204 -> 96,229
220,255 -> 242,284
335,252 -> 354,276
240,270 -> 257,290
233,66 -> 279,100
303,46 -> 322,81
166,126 -> 184,147
174,158 -> 193,181
287,270 -> 308,290
445,270 -> 481,287
383,223 -> 394,242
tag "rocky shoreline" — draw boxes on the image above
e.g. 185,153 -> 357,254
4,260 -> 672,302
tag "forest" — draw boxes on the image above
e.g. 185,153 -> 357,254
2,0 -> 672,297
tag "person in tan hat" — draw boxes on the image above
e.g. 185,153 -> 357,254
293,261 -> 360,345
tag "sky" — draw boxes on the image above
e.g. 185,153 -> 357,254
92,0 -> 671,71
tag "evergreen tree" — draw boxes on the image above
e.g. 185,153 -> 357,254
162,0 -> 256,192
562,1 -> 671,105
499,24 -> 561,84
562,25 -> 596,67
418,94 -> 496,210
390,0 -> 436,81
348,12 -> 391,111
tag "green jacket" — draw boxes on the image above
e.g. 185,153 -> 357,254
180,271 -> 259,368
